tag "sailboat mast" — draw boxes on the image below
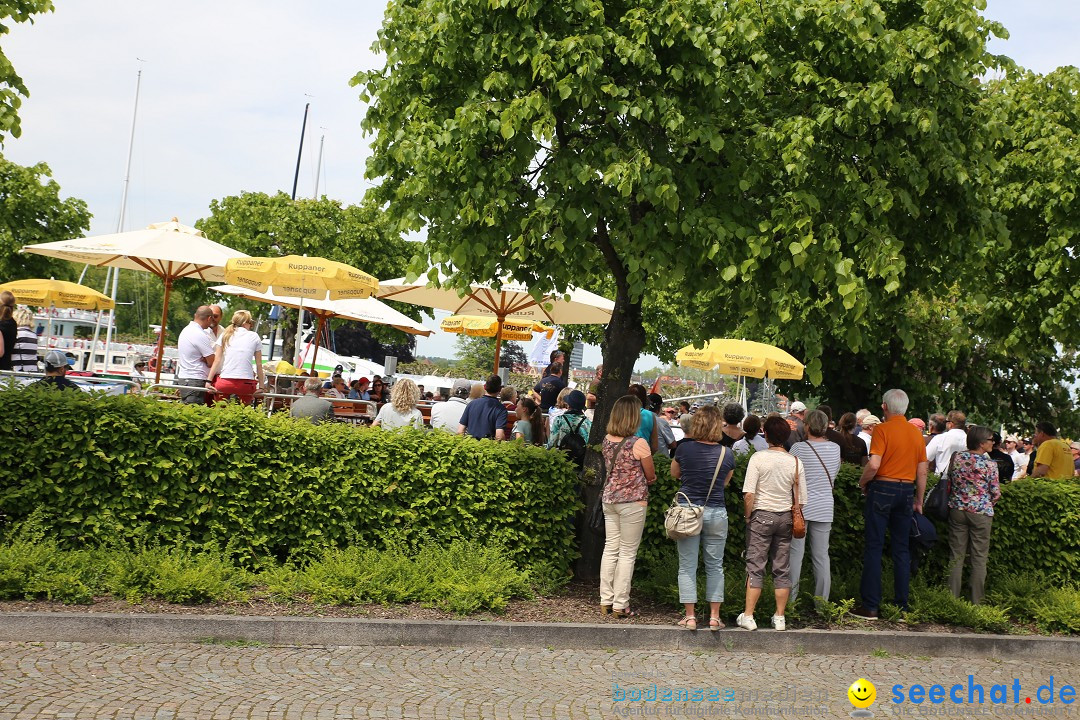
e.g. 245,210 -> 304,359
102,66 -> 143,373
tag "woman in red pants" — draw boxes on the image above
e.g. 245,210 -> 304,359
207,309 -> 265,405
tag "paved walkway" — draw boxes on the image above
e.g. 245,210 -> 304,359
0,642 -> 1077,719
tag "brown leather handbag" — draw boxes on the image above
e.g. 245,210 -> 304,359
791,457 -> 806,539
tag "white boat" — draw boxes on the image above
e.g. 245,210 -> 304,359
32,307 -> 177,379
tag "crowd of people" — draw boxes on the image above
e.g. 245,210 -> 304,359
595,387 -> 1079,630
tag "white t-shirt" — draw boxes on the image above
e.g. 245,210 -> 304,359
430,397 -> 467,432
858,431 -> 873,454
177,321 -> 215,380
214,327 -> 261,380
743,448 -> 807,513
1010,450 -> 1028,479
929,428 -> 967,474
374,404 -> 423,430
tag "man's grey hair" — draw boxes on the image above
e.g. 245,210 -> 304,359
882,389 -> 909,416
304,377 -> 324,394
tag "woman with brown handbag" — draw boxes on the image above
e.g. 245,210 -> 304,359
737,416 -> 806,631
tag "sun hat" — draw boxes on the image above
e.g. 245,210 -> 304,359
565,390 -> 586,411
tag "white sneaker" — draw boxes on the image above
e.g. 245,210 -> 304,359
771,615 -> 786,631
736,613 -> 757,631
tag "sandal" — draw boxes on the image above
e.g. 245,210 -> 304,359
677,616 -> 697,631
709,617 -> 724,631
612,608 -> 639,618
600,604 -> 613,616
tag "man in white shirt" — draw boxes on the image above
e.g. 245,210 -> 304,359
926,410 -> 967,474
430,379 -> 471,432
858,415 -> 880,453
177,306 -> 216,404
205,305 -> 224,341
1005,435 -> 1028,480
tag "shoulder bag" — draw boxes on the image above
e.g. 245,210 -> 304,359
664,446 -> 728,541
923,452 -> 955,522
805,441 -> 836,490
791,456 -> 806,539
588,437 -> 633,536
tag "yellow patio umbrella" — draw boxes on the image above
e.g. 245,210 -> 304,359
675,338 -> 804,380
224,255 -> 379,301
0,278 -> 117,353
223,256 -> 380,369
440,315 -> 555,363
0,278 -> 115,311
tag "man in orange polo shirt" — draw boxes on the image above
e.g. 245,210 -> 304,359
852,388 -> 928,619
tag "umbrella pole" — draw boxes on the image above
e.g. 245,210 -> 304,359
154,277 -> 173,384
309,316 -> 325,373
492,317 -> 504,375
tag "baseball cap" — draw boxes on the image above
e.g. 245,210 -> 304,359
565,390 -> 587,411
862,414 -> 881,427
452,379 -> 472,398
1070,441 -> 1080,451
789,401 -> 807,413
43,350 -> 75,368
908,418 -> 926,430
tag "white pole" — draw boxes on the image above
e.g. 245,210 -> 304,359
103,65 -> 142,375
313,134 -> 325,198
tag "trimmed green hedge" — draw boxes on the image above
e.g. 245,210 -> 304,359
0,387 -> 579,571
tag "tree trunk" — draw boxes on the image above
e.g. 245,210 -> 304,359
574,221 -> 647,580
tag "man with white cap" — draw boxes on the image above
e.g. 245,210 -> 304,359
430,379 -> 472,432
30,350 -> 82,391
858,414 -> 880,453
784,400 -> 807,449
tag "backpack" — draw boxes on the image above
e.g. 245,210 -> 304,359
558,415 -> 588,467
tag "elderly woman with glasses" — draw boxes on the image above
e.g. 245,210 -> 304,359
945,425 -> 1001,605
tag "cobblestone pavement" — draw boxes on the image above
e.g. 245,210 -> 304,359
0,642 -> 1077,720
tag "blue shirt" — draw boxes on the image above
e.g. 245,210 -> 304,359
636,407 -> 655,445
459,395 -> 508,439
673,441 -> 735,507
533,374 -> 566,412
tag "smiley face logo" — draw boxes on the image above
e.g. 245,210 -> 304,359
848,678 -> 876,716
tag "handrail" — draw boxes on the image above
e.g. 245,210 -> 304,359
143,382 -> 214,396
0,369 -> 141,392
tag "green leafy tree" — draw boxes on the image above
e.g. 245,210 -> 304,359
196,191 -> 421,359
356,0 -> 1008,443
454,334 -> 527,373
0,156 -> 91,280
0,1 -> 53,144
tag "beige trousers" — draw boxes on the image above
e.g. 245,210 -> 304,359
599,502 -> 647,610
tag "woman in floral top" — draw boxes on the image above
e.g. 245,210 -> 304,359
598,395 -> 656,618
945,425 -> 1001,604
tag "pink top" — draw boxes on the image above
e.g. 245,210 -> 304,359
602,436 -> 651,504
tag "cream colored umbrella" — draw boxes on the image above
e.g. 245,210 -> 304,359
23,219 -> 248,382
210,285 -> 430,372
378,272 -> 614,369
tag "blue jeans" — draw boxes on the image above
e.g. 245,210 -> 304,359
676,505 -> 728,603
860,481 -> 914,611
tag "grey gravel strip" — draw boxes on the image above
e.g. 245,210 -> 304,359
2,611 -> 1076,660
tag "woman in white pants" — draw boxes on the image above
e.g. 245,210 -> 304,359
789,410 -> 841,608
598,395 -> 657,617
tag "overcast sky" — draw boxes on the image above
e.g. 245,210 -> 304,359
5,1 -> 1078,368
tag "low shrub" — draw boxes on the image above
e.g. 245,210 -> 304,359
906,585 -> 1014,634
269,540 -> 531,614
0,387 -> 580,573
106,545 -> 254,604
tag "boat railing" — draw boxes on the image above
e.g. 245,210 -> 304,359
0,370 -> 141,393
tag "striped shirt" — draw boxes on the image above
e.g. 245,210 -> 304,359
790,439 -> 841,523
11,327 -> 40,373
